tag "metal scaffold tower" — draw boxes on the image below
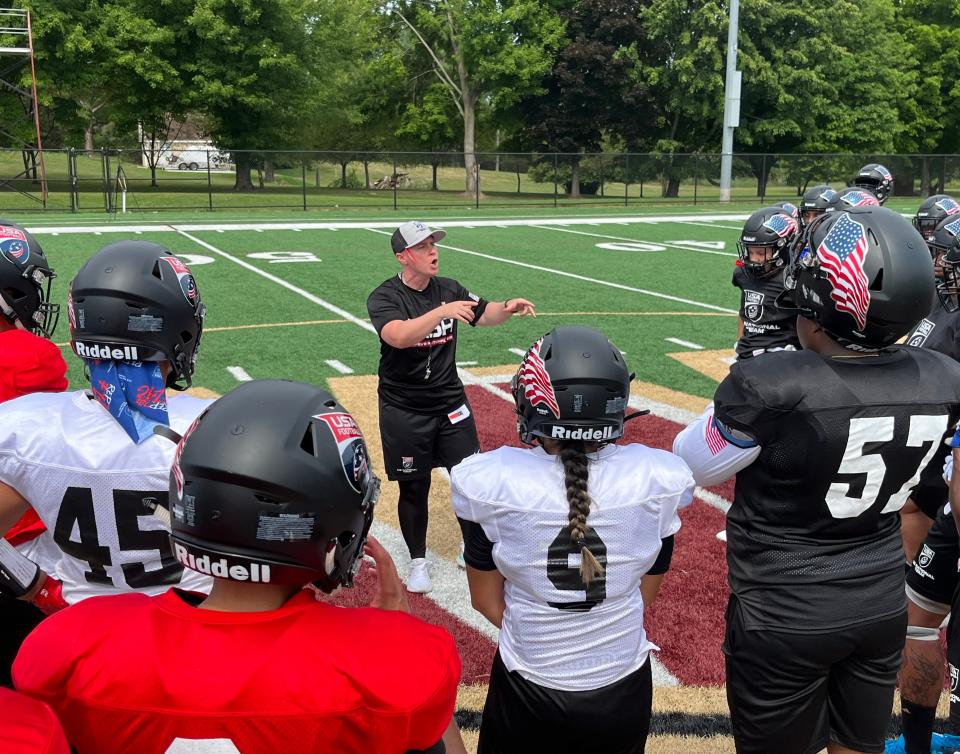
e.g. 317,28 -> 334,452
0,8 -> 46,206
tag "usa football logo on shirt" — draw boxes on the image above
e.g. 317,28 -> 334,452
0,226 -> 29,266
518,337 -> 560,418
161,256 -> 199,306
817,213 -> 871,330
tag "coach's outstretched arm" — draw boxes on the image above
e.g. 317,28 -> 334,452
476,297 -> 536,326
379,300 -> 480,349
673,402 -> 761,487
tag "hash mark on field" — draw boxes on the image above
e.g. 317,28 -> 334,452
508,347 -> 526,357
292,228 -> 301,232
227,366 -> 252,382
456,360 -> 478,366
665,337 -> 704,350
325,359 -> 354,374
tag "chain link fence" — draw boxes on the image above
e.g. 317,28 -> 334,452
2,148 -> 960,213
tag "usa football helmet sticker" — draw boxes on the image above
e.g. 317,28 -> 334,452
518,336 -> 561,418
172,414 -> 204,502
0,226 -> 29,266
743,290 -> 764,322
314,412 -> 371,494
161,256 -> 199,306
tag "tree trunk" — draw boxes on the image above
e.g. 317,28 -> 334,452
463,95 -> 478,195
663,175 -> 681,198
570,160 -> 581,198
263,160 -> 275,183
84,123 -> 95,152
363,161 -> 370,189
921,157 -> 931,198
233,154 -> 255,191
340,162 -> 348,189
150,164 -> 157,187
432,162 -> 439,191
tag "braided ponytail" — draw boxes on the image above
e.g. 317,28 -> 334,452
558,440 -> 604,585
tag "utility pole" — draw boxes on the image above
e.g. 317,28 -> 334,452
719,0 -> 741,202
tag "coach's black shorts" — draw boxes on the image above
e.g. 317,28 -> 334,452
477,650 -> 652,754
378,399 -> 480,481
724,595 -> 906,754
906,505 -> 958,615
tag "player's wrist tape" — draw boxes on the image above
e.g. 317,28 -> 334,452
0,538 -> 41,598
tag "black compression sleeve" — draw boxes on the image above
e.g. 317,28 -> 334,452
647,534 -> 675,576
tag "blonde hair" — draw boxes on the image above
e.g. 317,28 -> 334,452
558,441 -> 604,585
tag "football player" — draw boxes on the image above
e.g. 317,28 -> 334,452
799,184 -> 837,228
0,220 -> 68,688
674,206 -> 960,754
854,163 -> 895,204
0,687 -> 69,754
0,240 -> 212,616
14,380 -> 464,754
367,221 -> 535,593
890,233 -> 960,754
452,326 -> 694,754
733,207 -> 801,359
913,194 -> 960,243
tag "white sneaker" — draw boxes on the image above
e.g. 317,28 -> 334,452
716,529 -> 727,542
457,541 -> 466,569
407,558 -> 433,594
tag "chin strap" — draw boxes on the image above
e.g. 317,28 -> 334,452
623,409 -> 650,425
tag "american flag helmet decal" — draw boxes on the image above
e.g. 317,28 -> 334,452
518,336 -> 561,418
817,213 -> 871,331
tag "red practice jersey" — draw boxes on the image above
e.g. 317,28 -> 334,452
0,329 -> 67,546
0,686 -> 70,754
14,589 -> 461,754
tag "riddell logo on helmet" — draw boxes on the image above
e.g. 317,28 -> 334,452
74,341 -> 139,360
551,425 -> 615,440
173,543 -> 272,582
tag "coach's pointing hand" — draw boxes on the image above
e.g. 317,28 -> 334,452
438,300 -> 478,324
504,298 -> 536,317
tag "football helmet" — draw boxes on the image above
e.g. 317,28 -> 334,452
787,206 -> 933,348
799,185 -> 837,228
513,326 -> 631,445
938,239 -> 960,313
853,163 -> 894,204
169,380 -> 380,592
0,220 -> 59,337
913,194 -> 960,241
68,241 -> 205,389
829,186 -> 880,210
774,201 -> 799,220
737,207 -> 799,277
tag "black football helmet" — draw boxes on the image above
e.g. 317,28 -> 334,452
829,186 -> 880,210
938,241 -> 960,312
926,215 -> 960,273
799,185 -> 837,228
68,241 -> 205,389
853,163 -> 894,204
913,194 -> 960,241
512,326 -> 631,445
774,201 -> 800,221
737,207 -> 799,277
168,380 -> 380,592
0,220 -> 59,337
786,206 -> 933,348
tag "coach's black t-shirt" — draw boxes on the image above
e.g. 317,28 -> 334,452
714,347 -> 960,632
732,264 -> 800,358
367,274 -> 488,414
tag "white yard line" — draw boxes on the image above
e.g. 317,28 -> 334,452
508,347 -> 527,357
325,359 -> 354,374
366,229 -> 737,315
226,366 -> 252,382
665,337 -> 705,350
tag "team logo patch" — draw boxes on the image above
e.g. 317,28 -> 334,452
817,213 -> 871,330
918,543 -> 935,569
161,256 -> 199,306
314,412 -> 370,493
518,336 -> 560,418
743,290 -> 764,322
908,318 -> 935,347
401,456 -> 414,470
0,226 -> 29,265
936,197 -> 960,216
762,213 -> 797,238
839,190 -> 879,208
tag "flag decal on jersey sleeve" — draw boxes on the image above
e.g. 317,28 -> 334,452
518,337 -> 560,418
817,213 -> 871,330
705,416 -> 728,455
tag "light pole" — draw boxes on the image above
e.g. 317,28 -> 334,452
719,0 -> 741,202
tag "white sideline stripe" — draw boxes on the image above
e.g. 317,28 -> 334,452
532,225 -> 736,257
26,213 -> 755,235
508,347 -> 526,357
455,366 -> 679,686
173,229 -> 377,334
226,366 -> 252,382
665,337 -> 704,350
367,229 -> 737,315
325,359 -> 354,374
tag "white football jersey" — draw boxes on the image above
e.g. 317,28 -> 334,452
451,443 -> 694,692
0,390 -> 213,603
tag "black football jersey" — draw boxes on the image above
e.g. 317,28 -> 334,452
714,347 -> 960,632
905,302 -> 960,514
732,265 -> 800,358
367,275 -> 488,413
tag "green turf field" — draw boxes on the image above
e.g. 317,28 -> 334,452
35,215 -> 745,400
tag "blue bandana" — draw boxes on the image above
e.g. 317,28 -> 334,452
86,359 -> 169,444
